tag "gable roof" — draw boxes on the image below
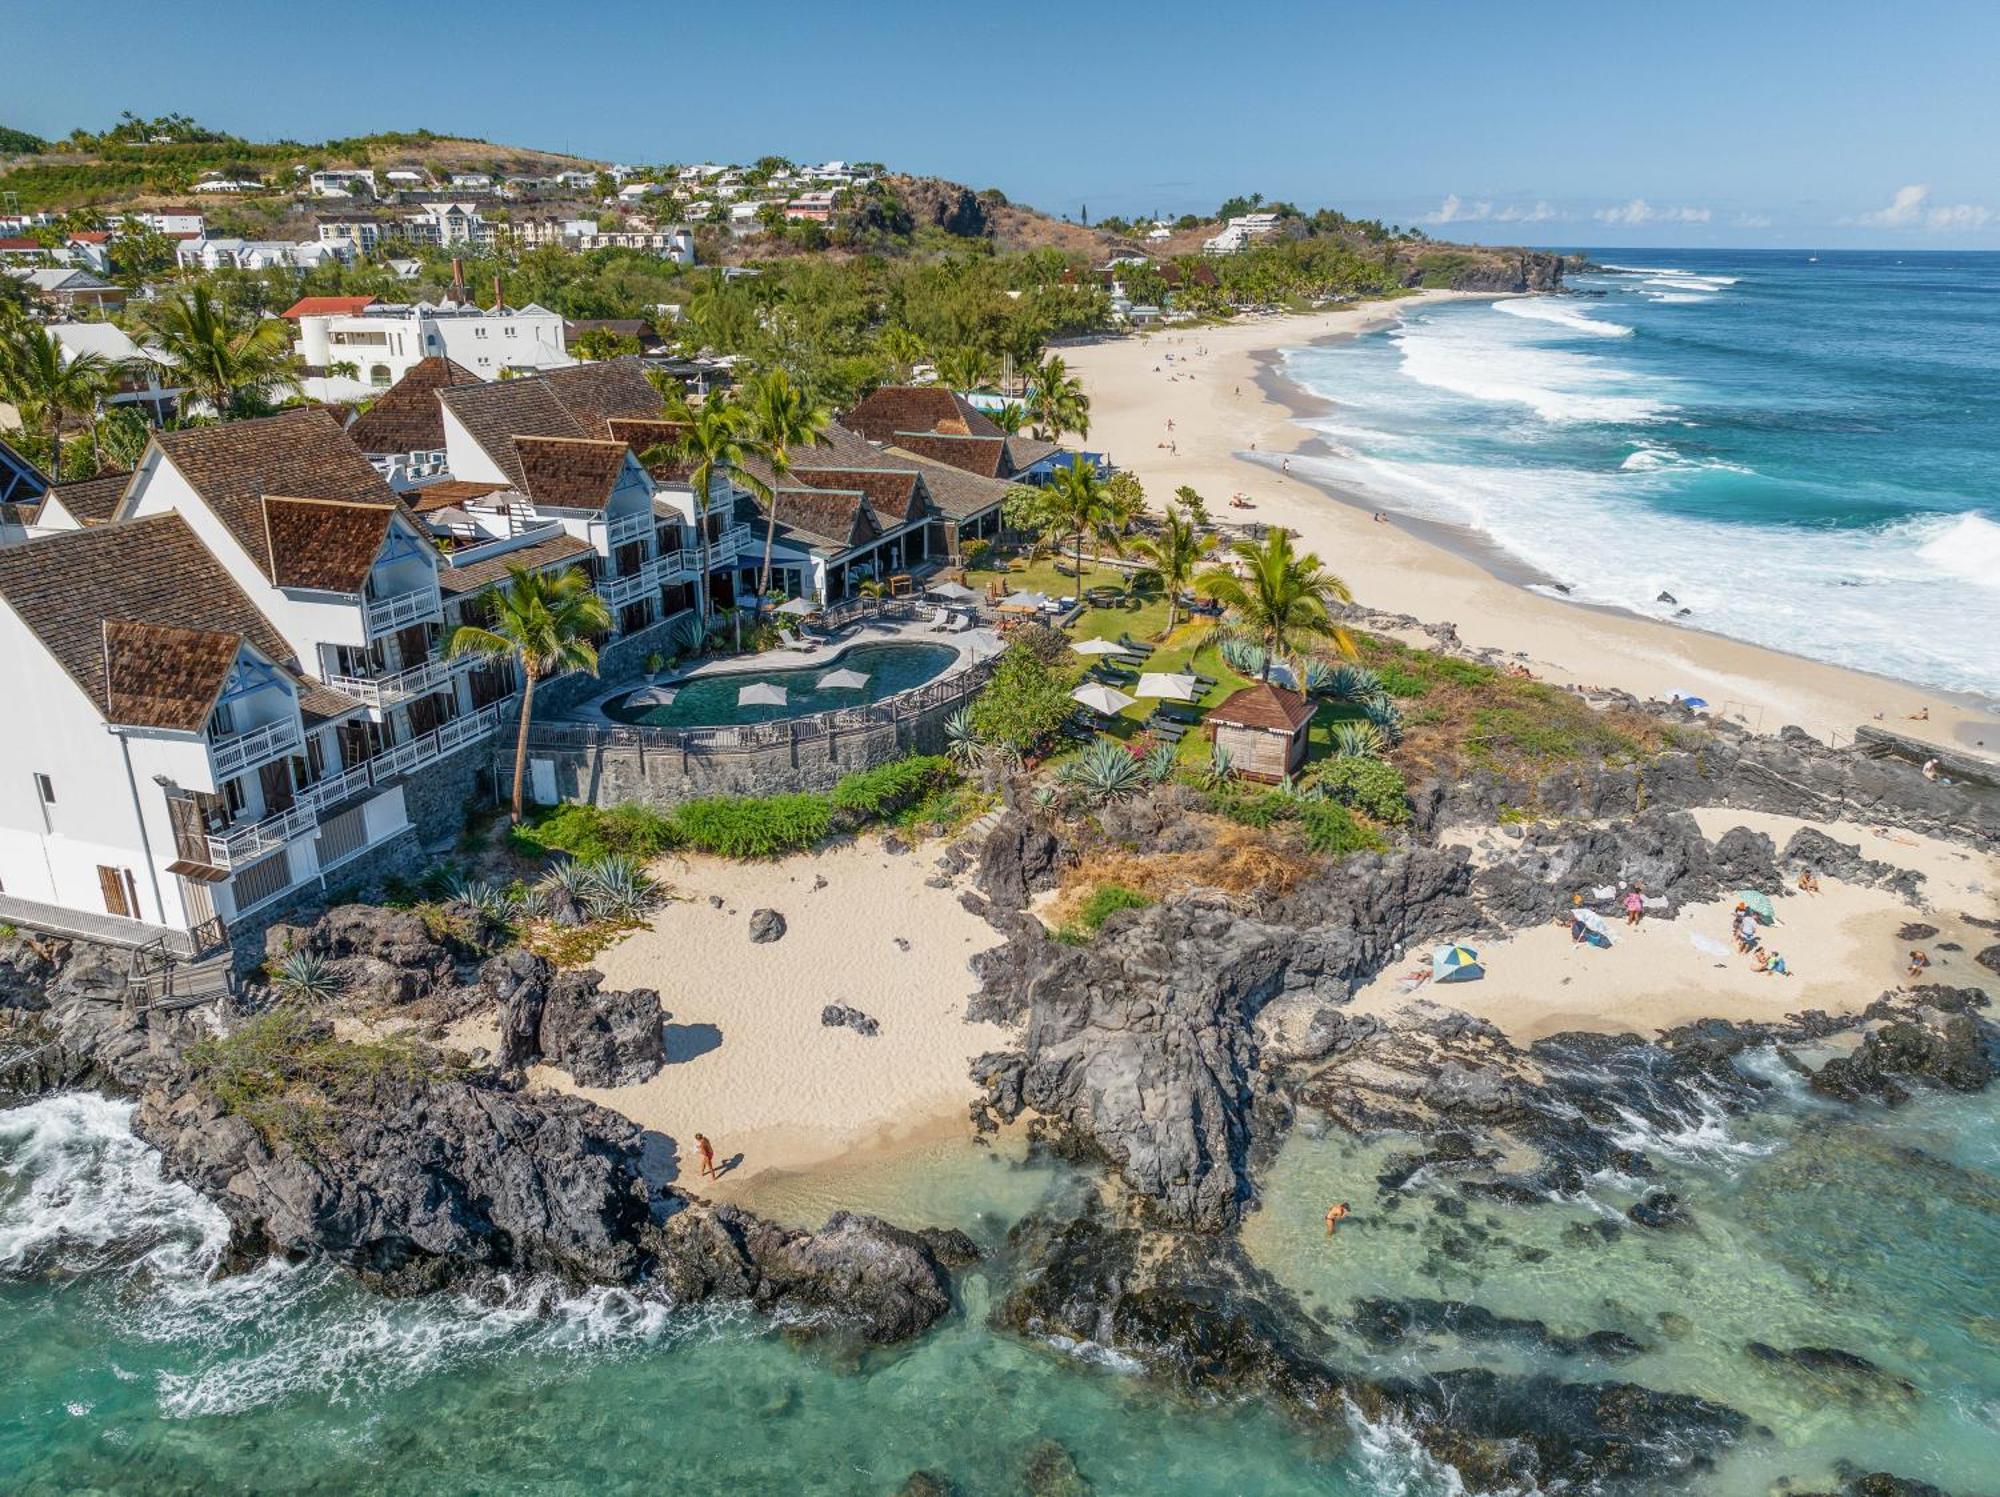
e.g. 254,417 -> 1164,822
885,430 -> 1007,479
282,295 -> 380,319
345,356 -> 483,455
880,445 -> 1012,520
512,436 -> 631,510
44,470 -> 131,526
262,496 -> 398,592
843,386 -> 1003,444
758,486 -> 881,552
1210,682 -> 1316,733
0,512 -> 313,729
102,620 -> 243,731
436,357 -> 662,488
152,409 -> 398,584
790,467 -> 929,527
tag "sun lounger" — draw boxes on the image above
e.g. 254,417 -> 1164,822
777,628 -> 821,652
941,611 -> 970,633
1117,633 -> 1155,655
1150,721 -> 1188,743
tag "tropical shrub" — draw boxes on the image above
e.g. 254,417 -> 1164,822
1324,665 -> 1381,703
968,645 -> 1076,755
1363,693 -> 1404,743
1298,800 -> 1386,855
1201,741 -> 1235,790
673,793 -> 832,858
1328,721 -> 1387,759
1141,743 -> 1178,784
1305,756 -> 1411,825
827,755 -> 955,818
1060,739 -> 1147,803
273,949 -> 341,1003
942,705 -> 980,767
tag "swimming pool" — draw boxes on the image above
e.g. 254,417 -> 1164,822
601,642 -> 962,728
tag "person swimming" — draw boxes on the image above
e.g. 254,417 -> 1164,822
1324,1202 -> 1350,1238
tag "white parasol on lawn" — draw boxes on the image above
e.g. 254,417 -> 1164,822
1071,682 -> 1136,714
1135,672 -> 1200,702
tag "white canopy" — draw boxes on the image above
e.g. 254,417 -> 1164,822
1071,638 -> 1132,656
1135,672 -> 1200,702
738,682 -> 788,707
927,580 -> 979,602
817,668 -> 870,690
1071,682 -> 1136,715
774,596 -> 819,617
999,589 -> 1055,610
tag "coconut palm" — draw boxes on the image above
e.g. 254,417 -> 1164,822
990,401 -> 1029,436
1026,354 -> 1090,442
1029,461 -> 1116,604
1134,505 -> 1213,633
640,395 -> 772,622
1194,528 -> 1354,679
0,323 -> 116,482
741,367 -> 832,597
445,564 -> 611,825
934,345 -> 992,392
140,285 -> 294,418
877,326 -> 926,382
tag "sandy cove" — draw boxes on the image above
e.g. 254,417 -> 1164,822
1346,807 -> 1998,1044
1062,295 -> 2000,756
455,835 -> 1008,1189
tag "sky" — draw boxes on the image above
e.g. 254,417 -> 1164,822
9,0 -> 2000,249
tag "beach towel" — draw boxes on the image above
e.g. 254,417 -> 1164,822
1644,895 -> 1671,910
1591,884 -> 1618,902
1688,932 -> 1729,957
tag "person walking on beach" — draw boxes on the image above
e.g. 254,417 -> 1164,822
695,1132 -> 718,1181
1623,884 -> 1645,926
1325,1202 -> 1350,1238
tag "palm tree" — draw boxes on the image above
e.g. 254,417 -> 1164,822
877,327 -> 926,382
741,367 -> 831,598
1035,462 -> 1114,604
990,401 -> 1029,436
934,345 -> 992,392
445,565 -> 611,825
1194,528 -> 1354,678
0,323 -> 116,483
1027,354 -> 1090,443
639,395 -> 772,622
1135,505 -> 1213,634
140,285 -> 295,418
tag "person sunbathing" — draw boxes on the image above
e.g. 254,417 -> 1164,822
1907,949 -> 1931,978
1797,870 -> 1820,893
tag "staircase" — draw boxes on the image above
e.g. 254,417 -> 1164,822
127,939 -> 237,1014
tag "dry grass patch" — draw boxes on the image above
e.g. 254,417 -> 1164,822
1053,815 -> 1317,917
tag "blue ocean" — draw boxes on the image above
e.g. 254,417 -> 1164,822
1280,250 -> 2000,701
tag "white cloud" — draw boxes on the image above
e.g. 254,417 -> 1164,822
1424,195 -> 1561,225
1735,212 -> 1774,229
1593,198 -> 1713,226
1855,184 -> 1993,231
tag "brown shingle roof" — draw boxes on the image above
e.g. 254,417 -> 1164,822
759,487 -> 880,552
512,436 -> 629,509
790,467 -> 928,526
437,533 -> 593,594
843,386 -> 1003,444
1209,682 -> 1316,732
45,470 -> 131,526
261,496 -> 397,592
101,620 -> 241,731
0,512 -> 309,728
345,356 -> 482,456
886,430 -> 1006,479
1004,434 -> 1060,473
879,445 -> 1012,520
153,410 -> 397,583
605,418 -> 695,482
406,478 -> 512,512
436,358 -> 662,490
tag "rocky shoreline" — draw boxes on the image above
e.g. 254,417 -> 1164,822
1,691 -> 1994,1491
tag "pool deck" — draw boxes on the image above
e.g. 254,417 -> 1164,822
565,615 -> 1002,724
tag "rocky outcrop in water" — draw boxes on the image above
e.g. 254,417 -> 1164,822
1798,987 -> 1993,1105
995,1201 -> 1746,1490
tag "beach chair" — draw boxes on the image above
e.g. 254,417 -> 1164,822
941,611 -> 970,633
776,628 -> 821,653
1117,633 -> 1155,656
1149,719 -> 1188,744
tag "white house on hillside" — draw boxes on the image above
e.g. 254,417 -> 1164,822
287,296 -> 573,399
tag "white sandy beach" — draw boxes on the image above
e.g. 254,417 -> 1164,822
1346,808 -> 1998,1043
456,836 -> 1008,1189
1063,296 -> 2000,756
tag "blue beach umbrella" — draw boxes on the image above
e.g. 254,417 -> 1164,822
1432,944 -> 1484,982
1734,890 -> 1776,924
1671,692 -> 1709,708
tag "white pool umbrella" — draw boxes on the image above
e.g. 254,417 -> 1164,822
774,596 -> 818,617
624,685 -> 678,706
927,580 -> 979,602
999,589 -> 1052,610
738,682 -> 788,707
1071,682 -> 1136,714
817,667 -> 870,690
1071,637 -> 1130,656
1135,672 -> 1199,701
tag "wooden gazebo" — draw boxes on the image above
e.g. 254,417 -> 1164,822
1206,682 -> 1316,782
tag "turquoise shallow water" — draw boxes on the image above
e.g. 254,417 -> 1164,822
604,642 -> 960,728
1281,250 -> 2000,700
4,1062 -> 1996,1495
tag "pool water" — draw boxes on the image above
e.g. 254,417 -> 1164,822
602,642 -> 961,728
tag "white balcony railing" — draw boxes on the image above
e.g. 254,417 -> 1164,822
597,561 -> 658,608
323,653 -> 467,710
606,509 -> 653,547
199,701 -> 512,870
363,585 -> 443,639
708,523 -> 753,562
209,716 -> 304,778
655,546 -> 698,582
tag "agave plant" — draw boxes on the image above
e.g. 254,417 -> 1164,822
1200,741 -> 1235,791
273,948 -> 342,1003
1030,784 -> 1059,813
1219,636 -> 1269,678
1325,665 -> 1381,704
1329,720 -> 1388,759
583,854 -> 659,921
943,706 -> 981,769
1141,742 -> 1178,785
1362,693 -> 1404,744
535,859 -> 596,927
1061,739 -> 1147,804
1300,658 -> 1338,697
